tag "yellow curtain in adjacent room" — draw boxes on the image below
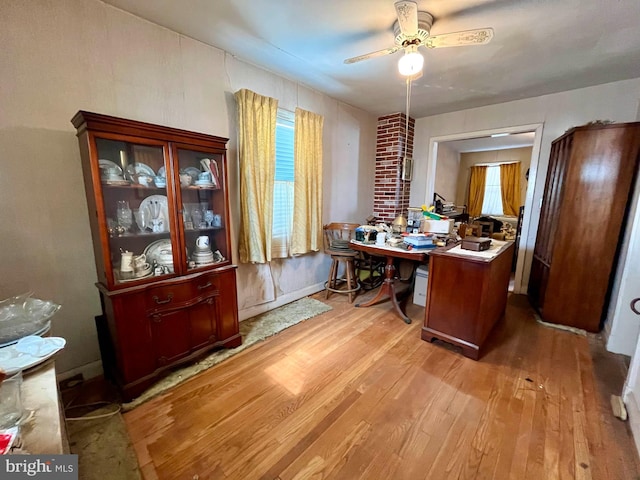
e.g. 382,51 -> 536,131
468,165 -> 488,217
291,108 -> 324,255
499,162 -> 521,216
234,89 -> 278,263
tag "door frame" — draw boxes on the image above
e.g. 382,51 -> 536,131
424,123 -> 544,294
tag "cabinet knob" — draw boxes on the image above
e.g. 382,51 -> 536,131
197,282 -> 212,290
152,314 -> 162,323
631,298 -> 640,316
153,294 -> 173,305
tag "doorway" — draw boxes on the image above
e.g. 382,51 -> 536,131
424,123 -> 544,294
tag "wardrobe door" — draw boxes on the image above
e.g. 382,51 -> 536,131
543,125 -> 640,331
528,134 -> 572,310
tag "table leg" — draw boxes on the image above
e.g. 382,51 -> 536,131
355,256 -> 412,324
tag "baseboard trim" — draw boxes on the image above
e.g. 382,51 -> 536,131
56,360 -> 104,382
624,389 -> 640,457
239,282 -> 325,322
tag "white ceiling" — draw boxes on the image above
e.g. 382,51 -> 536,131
104,0 -> 640,118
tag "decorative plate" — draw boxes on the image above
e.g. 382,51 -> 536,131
0,336 -> 66,375
139,195 -> 170,233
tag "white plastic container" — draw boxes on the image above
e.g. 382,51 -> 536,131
413,265 -> 429,307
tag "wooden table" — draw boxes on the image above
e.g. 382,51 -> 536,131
349,240 -> 428,324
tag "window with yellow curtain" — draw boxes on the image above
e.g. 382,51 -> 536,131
235,89 -> 323,262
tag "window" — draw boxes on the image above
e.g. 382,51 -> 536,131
272,109 -> 295,258
481,165 -> 504,215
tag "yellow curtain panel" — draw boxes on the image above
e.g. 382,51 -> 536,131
291,108 -> 324,255
468,165 -> 488,217
234,89 -> 278,263
499,162 -> 521,216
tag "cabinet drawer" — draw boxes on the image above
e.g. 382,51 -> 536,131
192,273 -> 222,297
145,283 -> 192,310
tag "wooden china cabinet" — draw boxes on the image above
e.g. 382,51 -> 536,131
72,111 -> 241,400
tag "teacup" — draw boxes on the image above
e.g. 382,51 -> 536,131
133,254 -> 146,269
137,174 -> 154,187
101,166 -> 120,178
179,173 -> 192,187
196,235 -> 210,250
198,172 -> 212,183
135,263 -> 151,277
153,176 -> 166,188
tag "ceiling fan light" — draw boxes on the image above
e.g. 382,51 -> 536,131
398,50 -> 424,76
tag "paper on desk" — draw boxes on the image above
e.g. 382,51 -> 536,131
447,239 -> 508,259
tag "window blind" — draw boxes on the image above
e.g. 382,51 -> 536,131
272,109 -> 295,258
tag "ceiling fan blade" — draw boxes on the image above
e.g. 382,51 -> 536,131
344,46 -> 401,64
425,28 -> 494,48
394,0 -> 419,37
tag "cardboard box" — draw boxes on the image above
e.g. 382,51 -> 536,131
421,218 -> 453,234
413,265 -> 429,307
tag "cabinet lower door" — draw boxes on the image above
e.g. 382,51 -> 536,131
150,310 -> 191,367
189,297 -> 218,350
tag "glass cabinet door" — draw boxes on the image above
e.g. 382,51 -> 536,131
94,137 -> 176,286
173,147 -> 229,272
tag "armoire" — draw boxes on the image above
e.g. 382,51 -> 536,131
528,121 -> 640,332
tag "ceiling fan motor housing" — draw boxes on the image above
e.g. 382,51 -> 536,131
393,11 -> 433,46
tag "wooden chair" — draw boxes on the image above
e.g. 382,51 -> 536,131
323,223 -> 361,303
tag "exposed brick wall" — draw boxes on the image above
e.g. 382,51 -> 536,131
374,112 -> 414,224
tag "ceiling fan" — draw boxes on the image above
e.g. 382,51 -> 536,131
344,0 -> 494,76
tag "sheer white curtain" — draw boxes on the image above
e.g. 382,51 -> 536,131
481,165 -> 504,215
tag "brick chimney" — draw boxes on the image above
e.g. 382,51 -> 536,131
373,112 -> 414,224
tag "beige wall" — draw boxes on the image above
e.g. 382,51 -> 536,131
433,143 -> 460,205
0,0 -> 377,376
411,78 -> 640,298
455,147 -> 532,208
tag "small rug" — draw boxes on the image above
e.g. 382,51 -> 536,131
122,296 -> 332,411
66,405 -> 141,480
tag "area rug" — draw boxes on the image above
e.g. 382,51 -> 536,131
122,296 -> 332,411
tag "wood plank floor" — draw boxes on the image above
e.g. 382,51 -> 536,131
124,291 -> 640,480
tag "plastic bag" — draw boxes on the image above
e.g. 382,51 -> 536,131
0,293 -> 61,346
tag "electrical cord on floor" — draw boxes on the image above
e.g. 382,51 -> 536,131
64,401 -> 121,421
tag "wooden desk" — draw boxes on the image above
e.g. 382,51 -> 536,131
349,241 -> 428,324
422,241 -> 514,359
20,361 -> 69,453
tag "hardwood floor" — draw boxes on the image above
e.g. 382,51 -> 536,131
123,291 -> 640,480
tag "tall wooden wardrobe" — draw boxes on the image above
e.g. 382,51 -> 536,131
528,122 -> 640,332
